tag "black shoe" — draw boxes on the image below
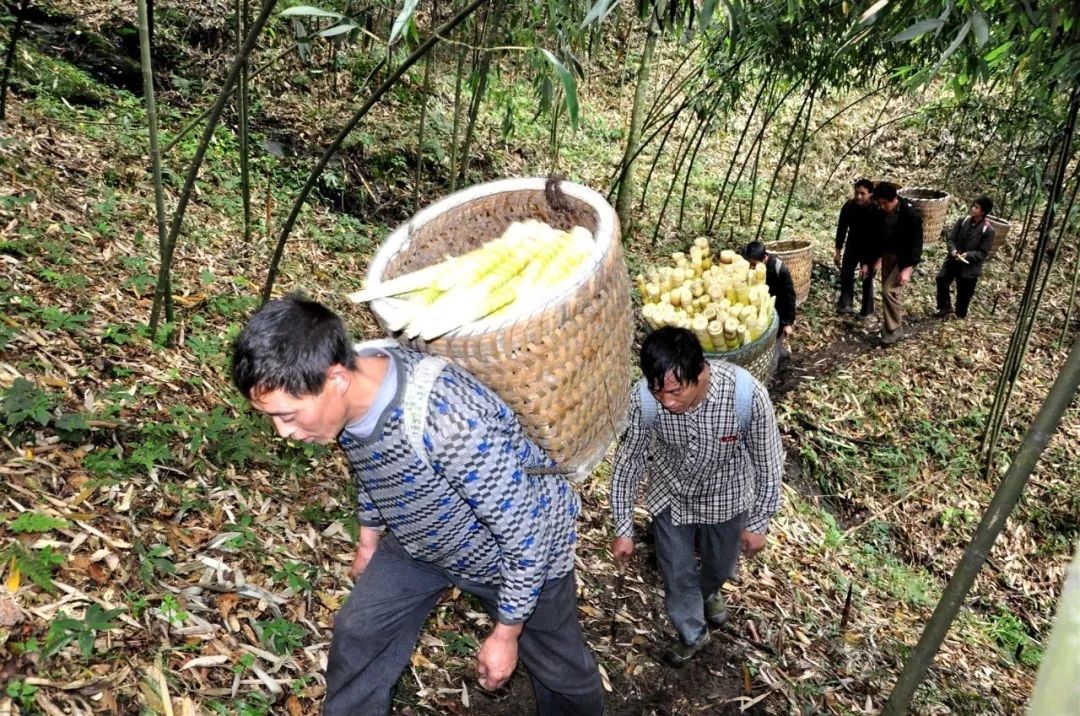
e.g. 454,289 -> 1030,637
837,306 -> 854,315
934,308 -> 952,319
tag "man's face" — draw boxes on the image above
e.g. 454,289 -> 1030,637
651,371 -> 704,415
251,376 -> 348,445
747,253 -> 766,269
969,203 -> 986,221
854,186 -> 872,206
876,197 -> 899,213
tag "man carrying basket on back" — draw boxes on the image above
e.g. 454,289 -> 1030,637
609,326 -> 784,667
232,296 -> 604,715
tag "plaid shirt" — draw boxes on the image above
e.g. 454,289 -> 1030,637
610,361 -> 784,537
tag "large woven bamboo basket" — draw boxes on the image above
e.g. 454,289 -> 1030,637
986,214 -> 1011,255
898,187 -> 951,242
365,178 -> 633,479
766,239 -> 812,306
705,309 -> 779,384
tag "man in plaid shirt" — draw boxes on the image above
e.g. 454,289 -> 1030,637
610,327 -> 784,665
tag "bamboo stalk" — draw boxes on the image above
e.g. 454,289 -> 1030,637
882,333 -> 1080,715
137,0 -> 171,324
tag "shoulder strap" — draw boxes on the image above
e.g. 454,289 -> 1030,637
403,355 -> 448,469
637,379 -> 658,431
731,364 -> 754,443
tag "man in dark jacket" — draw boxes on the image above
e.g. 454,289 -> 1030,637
935,196 -> 996,319
868,183 -> 923,346
834,178 -> 877,316
743,241 -> 796,360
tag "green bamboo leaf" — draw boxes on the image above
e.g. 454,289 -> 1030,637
280,5 -> 344,19
971,10 -> 988,48
540,49 -> 579,130
389,0 -> 420,45
889,18 -> 943,43
698,0 -> 717,30
858,0 -> 888,25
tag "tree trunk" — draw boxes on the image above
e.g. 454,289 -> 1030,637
414,48 -> 434,207
614,21 -> 658,230
262,0 -> 491,303
457,1 -> 506,186
882,332 -> 1080,715
1029,543 -> 1080,713
448,41 -> 468,191
137,0 -> 171,324
236,0 -> 252,247
0,0 -> 28,122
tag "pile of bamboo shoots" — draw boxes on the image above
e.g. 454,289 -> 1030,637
349,220 -> 594,341
636,237 -> 775,353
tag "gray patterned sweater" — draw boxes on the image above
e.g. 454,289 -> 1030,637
338,346 -> 580,625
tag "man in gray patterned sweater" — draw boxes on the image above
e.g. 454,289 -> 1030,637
610,327 -> 784,666
232,296 -> 603,715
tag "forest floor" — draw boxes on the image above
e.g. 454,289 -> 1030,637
1,5 -> 1079,716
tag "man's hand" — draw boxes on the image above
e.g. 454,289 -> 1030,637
833,249 -> 842,268
782,325 -> 793,338
477,623 -> 522,691
957,252 -> 967,261
858,264 -> 869,280
740,530 -> 767,558
898,266 -> 914,287
349,526 -> 383,581
611,537 -> 635,566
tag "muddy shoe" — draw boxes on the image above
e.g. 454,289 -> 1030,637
880,328 -> 904,346
664,630 -> 711,667
705,590 -> 729,626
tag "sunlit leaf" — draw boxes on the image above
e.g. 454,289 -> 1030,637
389,0 -> 420,45
318,23 -> 358,38
889,18 -> 943,43
858,0 -> 888,25
581,0 -> 619,28
280,5 -> 344,19
971,10 -> 988,48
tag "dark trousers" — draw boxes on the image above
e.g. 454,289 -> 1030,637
936,261 -> 979,317
651,509 -> 745,645
838,246 -> 875,315
324,535 -> 604,716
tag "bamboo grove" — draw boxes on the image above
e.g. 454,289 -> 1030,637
5,0 -> 1076,709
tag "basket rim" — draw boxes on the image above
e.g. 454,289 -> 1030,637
766,239 -> 812,253
366,177 -> 617,339
898,186 -> 951,202
986,214 -> 1011,226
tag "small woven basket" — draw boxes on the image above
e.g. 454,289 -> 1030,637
986,215 -> 1011,255
705,309 -> 779,383
898,187 -> 951,242
766,239 -> 812,306
364,178 -> 633,479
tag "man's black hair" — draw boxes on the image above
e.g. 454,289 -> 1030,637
231,295 -> 356,399
974,195 -> 994,216
640,327 -> 706,391
742,241 -> 767,262
872,182 -> 899,201
854,178 -> 874,192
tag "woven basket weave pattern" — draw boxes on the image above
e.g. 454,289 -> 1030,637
899,187 -> 951,243
766,240 -> 812,306
367,179 -> 633,476
706,309 -> 779,383
986,215 -> 1011,255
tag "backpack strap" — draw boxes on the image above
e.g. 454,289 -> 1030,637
402,355 -> 448,469
637,379 -> 658,431
731,364 -> 754,445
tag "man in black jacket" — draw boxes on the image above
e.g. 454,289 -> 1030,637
743,241 -> 796,360
868,183 -> 923,346
834,178 -> 877,317
935,196 -> 996,319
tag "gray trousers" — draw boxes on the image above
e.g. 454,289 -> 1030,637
324,534 -> 604,716
652,509 -> 746,645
